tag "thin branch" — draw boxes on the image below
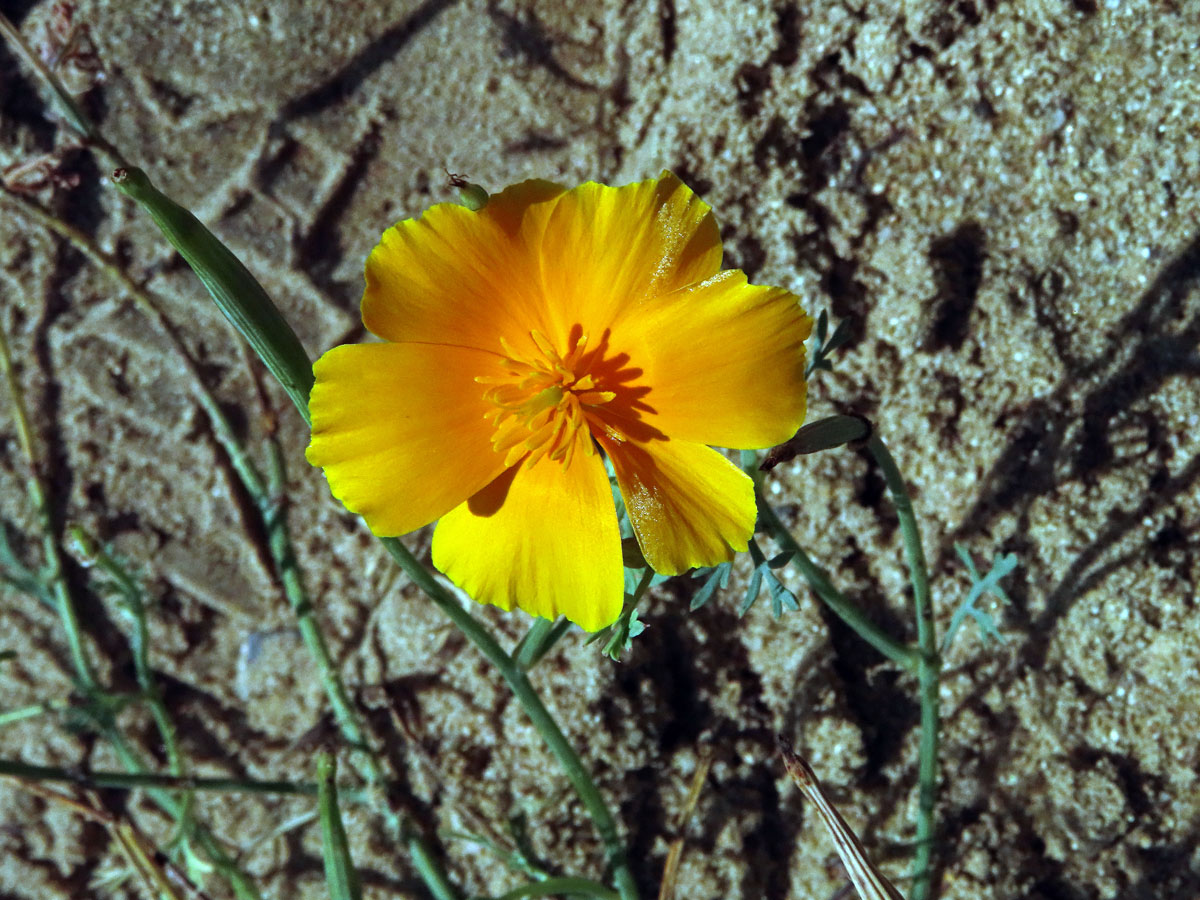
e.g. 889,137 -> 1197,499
757,496 -> 919,671
0,757 -> 360,799
864,435 -> 940,900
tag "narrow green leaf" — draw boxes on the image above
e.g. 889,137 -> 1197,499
764,567 -> 799,616
689,561 -> 732,611
740,564 -> 764,615
767,551 -> 794,569
317,753 -> 363,900
110,166 -> 314,419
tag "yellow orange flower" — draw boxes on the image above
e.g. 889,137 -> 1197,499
306,173 -> 812,632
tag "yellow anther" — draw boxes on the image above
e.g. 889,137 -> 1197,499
482,330 -> 615,469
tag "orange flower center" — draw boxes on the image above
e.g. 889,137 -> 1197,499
478,330 -> 616,469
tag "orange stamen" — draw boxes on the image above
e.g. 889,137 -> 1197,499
478,331 -> 615,469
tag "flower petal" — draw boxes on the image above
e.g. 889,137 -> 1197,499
432,450 -> 624,632
362,180 -> 565,352
537,171 -> 722,339
307,342 -> 505,535
610,269 -> 813,449
603,436 -> 755,575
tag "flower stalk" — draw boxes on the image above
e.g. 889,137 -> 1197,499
0,12 -> 126,168
494,879 -> 621,900
318,753 -> 365,900
756,495 -> 918,671
381,536 -> 640,900
0,325 -> 99,692
864,434 -> 940,900
0,319 -> 263,898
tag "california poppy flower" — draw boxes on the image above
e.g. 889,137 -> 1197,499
307,173 -> 811,631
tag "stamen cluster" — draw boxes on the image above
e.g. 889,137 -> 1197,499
478,331 -> 616,469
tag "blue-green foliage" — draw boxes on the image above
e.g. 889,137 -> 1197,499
587,605 -> 647,661
743,538 -> 800,616
691,537 -> 799,618
806,310 -> 851,378
942,543 -> 1018,651
689,561 -> 732,611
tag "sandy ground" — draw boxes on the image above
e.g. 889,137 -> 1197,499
1,0 -> 1199,898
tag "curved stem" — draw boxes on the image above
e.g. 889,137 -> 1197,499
1,187 -> 461,899
0,13 -> 126,168
0,188 -> 270,503
382,539 -> 639,900
317,753 -> 365,900
0,699 -> 70,728
864,435 -> 940,900
0,323 -> 97,691
108,166 -> 639,896
0,320 -> 263,897
0,31 -> 470,898
756,496 -> 918,672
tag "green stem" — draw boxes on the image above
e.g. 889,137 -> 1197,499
0,758 -> 363,798
263,440 -> 367,755
0,324 -> 97,691
0,187 -> 273,513
631,567 -> 655,605
263,444 -> 461,900
0,13 -> 126,167
106,164 -> 638,895
0,124 -> 267,900
54,725 -> 261,900
513,618 -> 564,671
77,531 -> 186,780
864,434 -> 940,900
1,319 -> 261,899
264,450 -> 462,897
0,699 -> 69,728
756,496 -> 919,671
382,538 -> 639,900
318,753 -> 364,900
494,877 -> 621,900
